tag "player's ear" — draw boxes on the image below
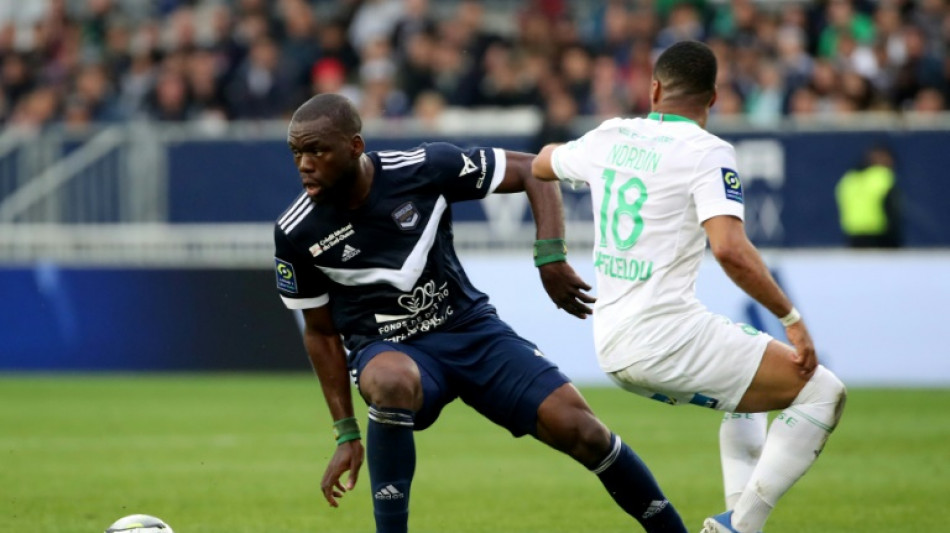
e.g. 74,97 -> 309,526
350,134 -> 365,159
650,79 -> 661,105
708,88 -> 718,109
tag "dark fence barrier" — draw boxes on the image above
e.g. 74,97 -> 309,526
165,129 -> 950,247
0,266 -> 308,371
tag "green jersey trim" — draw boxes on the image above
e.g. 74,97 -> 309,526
647,112 -> 698,126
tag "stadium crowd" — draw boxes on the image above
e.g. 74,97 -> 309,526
0,0 -> 947,131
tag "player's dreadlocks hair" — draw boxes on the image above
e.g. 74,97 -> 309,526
653,41 -> 717,106
291,93 -> 362,136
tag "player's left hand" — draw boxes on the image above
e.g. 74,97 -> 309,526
785,321 -> 818,378
321,439 -> 364,507
538,261 -> 596,319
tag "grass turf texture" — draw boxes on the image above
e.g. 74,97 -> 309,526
1,375 -> 946,533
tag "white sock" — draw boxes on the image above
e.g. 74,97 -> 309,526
732,366 -> 847,533
719,412 -> 767,509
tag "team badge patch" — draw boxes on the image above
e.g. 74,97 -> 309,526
721,168 -> 743,203
274,258 -> 298,293
391,201 -> 420,231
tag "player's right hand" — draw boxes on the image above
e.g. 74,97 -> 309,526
785,321 -> 817,378
538,261 -> 597,319
321,439 -> 364,507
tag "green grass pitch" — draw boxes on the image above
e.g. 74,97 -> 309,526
1,374 -> 947,532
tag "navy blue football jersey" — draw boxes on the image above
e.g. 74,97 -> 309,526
274,143 -> 508,353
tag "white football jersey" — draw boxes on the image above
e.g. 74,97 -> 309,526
551,113 -> 745,372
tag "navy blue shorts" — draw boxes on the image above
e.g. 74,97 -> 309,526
349,312 -> 570,437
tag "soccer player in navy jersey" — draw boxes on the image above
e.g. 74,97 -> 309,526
272,93 -> 687,533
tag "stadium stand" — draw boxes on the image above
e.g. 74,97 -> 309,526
0,0 -> 946,132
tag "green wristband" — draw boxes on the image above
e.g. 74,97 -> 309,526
336,432 -> 362,445
333,417 -> 361,445
534,238 -> 567,267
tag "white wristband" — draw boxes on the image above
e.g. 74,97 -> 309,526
779,307 -> 802,327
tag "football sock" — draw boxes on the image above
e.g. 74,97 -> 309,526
592,433 -> 687,532
719,412 -> 767,509
367,405 -> 416,533
732,366 -> 846,533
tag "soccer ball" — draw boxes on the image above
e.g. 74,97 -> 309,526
104,514 -> 173,533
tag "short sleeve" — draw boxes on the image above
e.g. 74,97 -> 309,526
274,224 -> 331,309
550,130 -> 597,189
691,144 -> 745,223
423,142 -> 506,202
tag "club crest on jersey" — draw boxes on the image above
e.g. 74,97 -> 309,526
391,201 -> 420,231
274,258 -> 298,293
721,168 -> 743,204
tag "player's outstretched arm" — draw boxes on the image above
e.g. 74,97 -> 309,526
301,306 -> 365,507
530,143 -> 562,181
703,215 -> 817,376
495,149 -> 595,318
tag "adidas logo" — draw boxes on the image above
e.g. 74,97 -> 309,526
459,153 -> 478,176
341,244 -> 361,262
642,499 -> 668,519
374,484 -> 405,500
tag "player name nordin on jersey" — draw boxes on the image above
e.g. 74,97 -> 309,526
608,143 -> 662,174
594,251 -> 654,283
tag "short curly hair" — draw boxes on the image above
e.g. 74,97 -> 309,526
653,41 -> 717,106
291,93 -> 362,136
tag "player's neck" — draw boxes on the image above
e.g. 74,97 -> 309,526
650,105 -> 708,129
347,154 -> 374,210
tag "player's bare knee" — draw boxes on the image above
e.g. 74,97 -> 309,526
566,414 -> 612,467
361,363 -> 421,409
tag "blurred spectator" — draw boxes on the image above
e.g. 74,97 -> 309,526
73,63 -> 121,122
559,45 -> 593,113
912,87 -> 946,112
279,0 -> 321,88
397,31 -> 435,106
745,60 -> 785,125
712,85 -> 745,117
391,0 -> 435,60
358,38 -> 407,118
10,86 -> 59,129
655,3 -> 705,51
840,69 -> 877,111
476,41 -> 538,107
835,144 -> 902,248
892,24 -> 945,109
226,37 -> 296,119
817,0 -> 875,59
317,19 -> 360,74
411,89 -> 446,131
531,89 -> 577,152
348,0 -> 404,53
775,26 -> 813,95
311,57 -> 361,106
834,30 -> 877,79
148,68 -> 190,121
788,86 -> 820,116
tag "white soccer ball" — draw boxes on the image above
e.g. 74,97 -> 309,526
104,514 -> 174,533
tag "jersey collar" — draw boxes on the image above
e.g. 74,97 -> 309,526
647,112 -> 698,125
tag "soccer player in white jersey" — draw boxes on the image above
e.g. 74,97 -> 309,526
530,41 -> 847,533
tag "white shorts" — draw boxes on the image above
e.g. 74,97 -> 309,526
607,313 -> 772,412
